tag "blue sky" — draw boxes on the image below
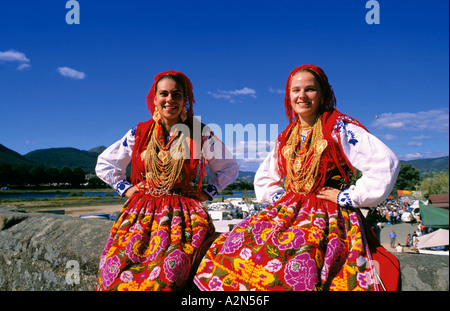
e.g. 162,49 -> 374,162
1,0 -> 448,172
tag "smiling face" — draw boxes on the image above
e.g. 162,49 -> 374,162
289,71 -> 323,124
154,77 -> 185,127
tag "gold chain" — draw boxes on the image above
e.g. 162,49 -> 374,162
282,118 -> 328,193
143,123 -> 186,196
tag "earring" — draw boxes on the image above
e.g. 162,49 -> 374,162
153,109 -> 160,122
180,107 -> 187,122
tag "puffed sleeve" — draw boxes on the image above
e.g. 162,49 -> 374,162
335,122 -> 400,208
95,126 -> 136,196
254,138 -> 286,204
201,126 -> 239,200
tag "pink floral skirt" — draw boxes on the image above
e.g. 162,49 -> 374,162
96,191 -> 215,291
194,192 -> 379,291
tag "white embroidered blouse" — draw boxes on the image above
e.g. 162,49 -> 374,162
254,120 -> 400,208
96,124 -> 239,199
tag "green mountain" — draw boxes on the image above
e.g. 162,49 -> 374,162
23,147 -> 104,172
204,165 -> 255,181
0,144 -> 34,167
0,143 -> 448,177
400,156 -> 449,173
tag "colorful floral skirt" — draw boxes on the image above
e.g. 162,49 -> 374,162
97,191 -> 215,291
194,192 -> 379,291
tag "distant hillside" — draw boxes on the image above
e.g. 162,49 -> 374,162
88,146 -> 107,154
204,166 -> 256,181
1,144 -> 447,177
400,156 -> 449,173
0,144 -> 34,167
23,147 -> 102,172
238,170 -> 256,180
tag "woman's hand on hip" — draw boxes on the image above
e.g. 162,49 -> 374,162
124,182 -> 148,198
316,186 -> 340,204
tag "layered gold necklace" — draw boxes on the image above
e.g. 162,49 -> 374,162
143,122 -> 187,196
282,118 -> 328,193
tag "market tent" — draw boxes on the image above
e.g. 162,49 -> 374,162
419,201 -> 449,229
417,229 -> 449,249
400,196 -> 413,204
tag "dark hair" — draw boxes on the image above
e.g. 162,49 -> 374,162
155,74 -> 185,97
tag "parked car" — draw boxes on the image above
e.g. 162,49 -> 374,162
401,203 -> 420,223
80,213 -> 110,220
110,211 -> 120,221
209,210 -> 231,221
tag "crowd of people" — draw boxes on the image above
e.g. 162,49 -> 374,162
366,197 -> 436,252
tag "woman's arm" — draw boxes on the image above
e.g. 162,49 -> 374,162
254,143 -> 285,204
201,128 -> 239,200
95,126 -> 136,197
324,121 -> 400,208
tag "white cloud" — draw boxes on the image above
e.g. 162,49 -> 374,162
382,134 -> 397,141
0,49 -> 31,70
236,158 -> 265,172
397,151 -> 449,161
269,87 -> 284,94
57,66 -> 86,80
208,87 -> 256,102
411,135 -> 433,140
371,108 -> 449,132
17,63 -> 31,71
406,141 -> 424,147
0,50 -> 30,63
229,140 -> 275,161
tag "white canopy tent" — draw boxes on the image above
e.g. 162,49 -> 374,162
417,229 -> 449,255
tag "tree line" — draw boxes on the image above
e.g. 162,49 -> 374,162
1,162 -> 448,195
0,163 -> 106,189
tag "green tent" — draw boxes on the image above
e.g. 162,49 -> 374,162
419,201 -> 449,229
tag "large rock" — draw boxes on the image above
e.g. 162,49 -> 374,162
0,206 -> 112,291
0,206 -> 448,291
396,252 -> 449,291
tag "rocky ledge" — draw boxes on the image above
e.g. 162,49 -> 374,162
0,206 -> 448,291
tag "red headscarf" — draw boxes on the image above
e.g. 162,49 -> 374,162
146,70 -> 195,120
284,64 -> 336,123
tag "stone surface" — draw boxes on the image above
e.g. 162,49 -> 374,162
0,205 -> 448,291
0,206 -> 112,291
396,252 -> 449,291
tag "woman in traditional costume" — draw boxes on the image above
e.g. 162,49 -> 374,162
194,64 -> 400,291
96,70 -> 239,291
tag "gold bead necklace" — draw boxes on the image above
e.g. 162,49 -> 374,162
282,118 -> 328,193
143,122 -> 187,196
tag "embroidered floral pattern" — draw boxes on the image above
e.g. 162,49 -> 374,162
220,231 -> 244,254
270,191 -> 285,204
194,193 -> 377,291
115,179 -> 133,196
163,249 -> 191,285
337,188 -> 354,207
285,252 -> 318,291
97,193 -> 214,291
252,221 -> 274,245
